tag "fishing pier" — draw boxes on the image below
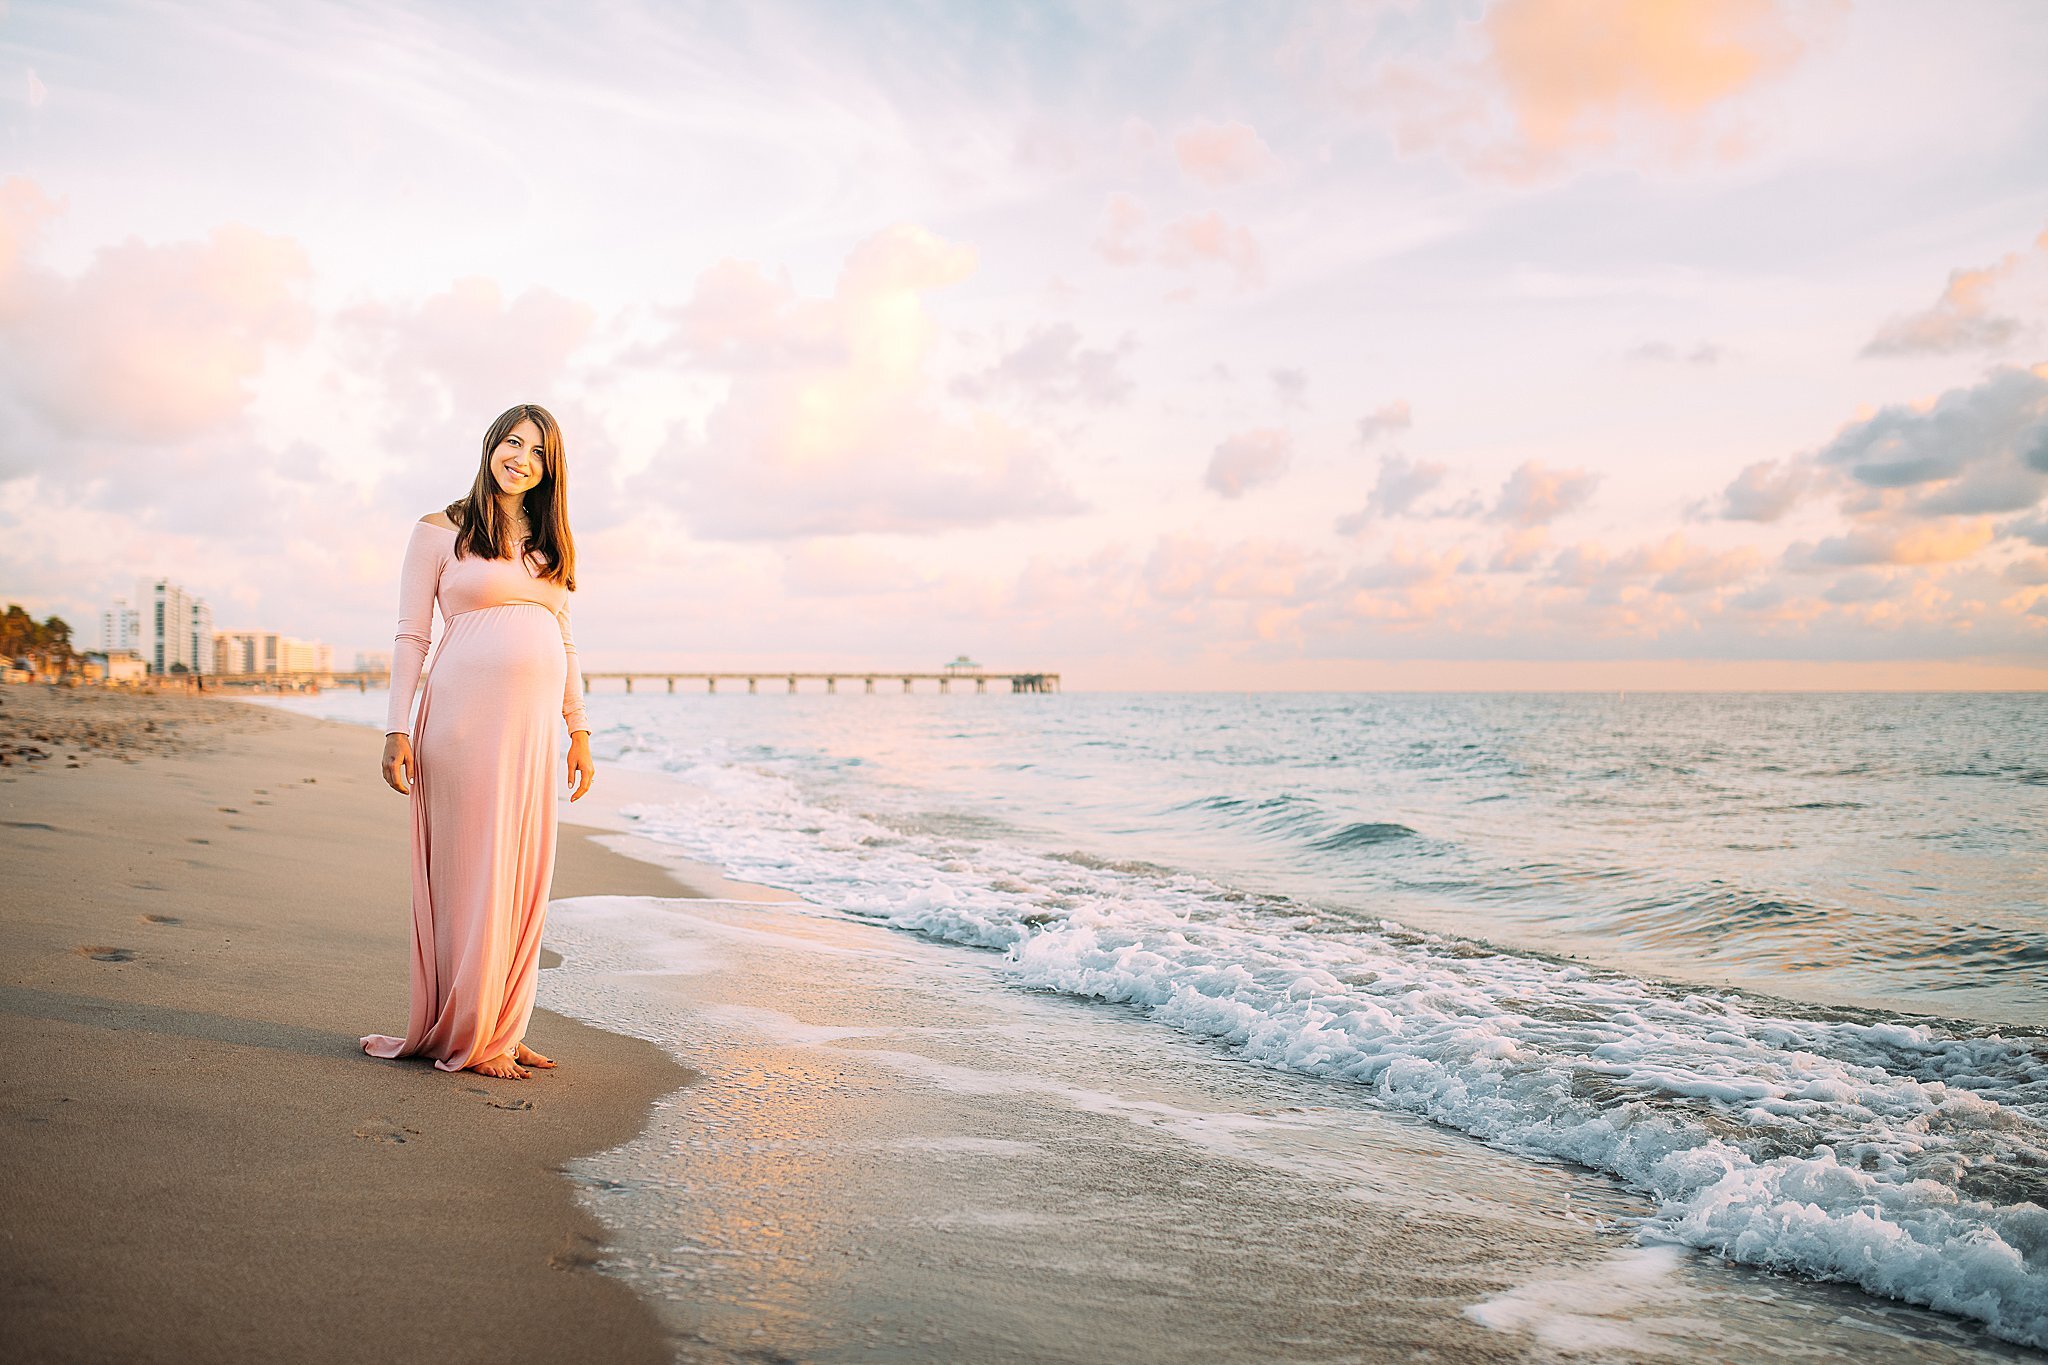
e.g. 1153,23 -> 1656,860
580,670 -> 1059,694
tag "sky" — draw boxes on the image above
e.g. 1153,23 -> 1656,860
2,0 -> 2046,689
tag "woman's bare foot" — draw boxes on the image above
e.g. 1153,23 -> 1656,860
513,1042 -> 555,1069
469,1052 -> 530,1080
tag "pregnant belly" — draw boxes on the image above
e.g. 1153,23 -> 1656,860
429,605 -> 566,701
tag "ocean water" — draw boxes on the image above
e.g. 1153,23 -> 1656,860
267,688 -> 2048,1349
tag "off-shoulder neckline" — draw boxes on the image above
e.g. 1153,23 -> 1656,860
418,516 -> 542,566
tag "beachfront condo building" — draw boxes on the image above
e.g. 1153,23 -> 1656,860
215,629 -> 334,675
99,597 -> 141,653
135,579 -> 214,675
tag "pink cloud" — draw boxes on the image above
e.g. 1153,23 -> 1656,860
1145,535 -> 1311,603
1492,460 -> 1600,526
1172,120 -> 1276,187
1793,518 -> 1997,568
1204,428 -> 1292,498
1490,526 -> 1549,571
1159,210 -> 1265,288
645,224 -> 1082,539
0,191 -> 312,457
1864,225 -> 2047,357
660,258 -> 841,369
1363,0 -> 1818,182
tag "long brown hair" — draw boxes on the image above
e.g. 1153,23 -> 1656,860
444,403 -> 576,590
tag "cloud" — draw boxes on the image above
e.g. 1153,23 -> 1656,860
2004,555 -> 2048,587
640,224 -> 1084,539
1863,226 -> 2047,357
1146,535 -> 1311,602
1813,364 -> 2048,517
1159,210 -> 1266,289
1492,460 -> 1600,525
952,323 -> 1136,407
1204,428 -> 1293,498
0,186 -> 313,466
1538,533 -> 1763,617
1336,452 -> 1451,534
649,258 -> 841,370
2006,512 -> 2048,547
1270,367 -> 1307,406
1334,545 -> 1476,627
1093,196 -> 1269,287
1172,120 -> 1277,187
1490,526 -> 1549,571
1356,400 -> 1412,442
1717,458 -> 1809,521
1637,536 -> 1764,593
1361,0 -> 1816,183
1787,518 -> 1996,569
1095,193 -> 1148,266
1821,570 -> 1900,605
340,278 -> 595,426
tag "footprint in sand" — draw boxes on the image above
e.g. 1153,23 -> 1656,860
217,807 -> 239,814
353,1118 -> 419,1144
486,1097 -> 536,1111
74,945 -> 135,962
140,914 -> 182,926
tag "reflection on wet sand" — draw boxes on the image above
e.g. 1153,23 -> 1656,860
544,894 -> 2028,1363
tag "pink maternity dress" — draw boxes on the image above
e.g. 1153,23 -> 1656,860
361,517 -> 590,1072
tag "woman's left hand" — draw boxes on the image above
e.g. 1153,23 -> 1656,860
566,731 -> 595,802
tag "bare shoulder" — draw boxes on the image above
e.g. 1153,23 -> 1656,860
418,510 -> 459,530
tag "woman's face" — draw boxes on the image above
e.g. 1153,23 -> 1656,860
490,419 -> 547,499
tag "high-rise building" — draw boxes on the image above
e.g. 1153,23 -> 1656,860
214,629 -> 333,676
100,597 -> 142,652
136,579 -> 214,675
188,597 -> 215,675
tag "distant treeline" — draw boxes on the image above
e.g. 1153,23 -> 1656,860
2,603 -> 80,673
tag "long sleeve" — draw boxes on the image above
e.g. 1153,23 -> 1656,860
558,598 -> 590,736
384,521 -> 443,734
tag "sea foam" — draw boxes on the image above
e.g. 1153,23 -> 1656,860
621,757 -> 2048,1349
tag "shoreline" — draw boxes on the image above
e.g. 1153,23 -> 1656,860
6,682 -> 2037,1361
0,681 -> 711,1364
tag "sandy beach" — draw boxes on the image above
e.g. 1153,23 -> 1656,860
0,681 -> 695,1365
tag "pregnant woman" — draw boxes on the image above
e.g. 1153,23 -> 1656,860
364,402 -> 596,1080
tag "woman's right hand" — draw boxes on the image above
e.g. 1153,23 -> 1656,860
382,733 -> 416,795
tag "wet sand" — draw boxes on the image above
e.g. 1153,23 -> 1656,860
0,682 -> 699,1365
